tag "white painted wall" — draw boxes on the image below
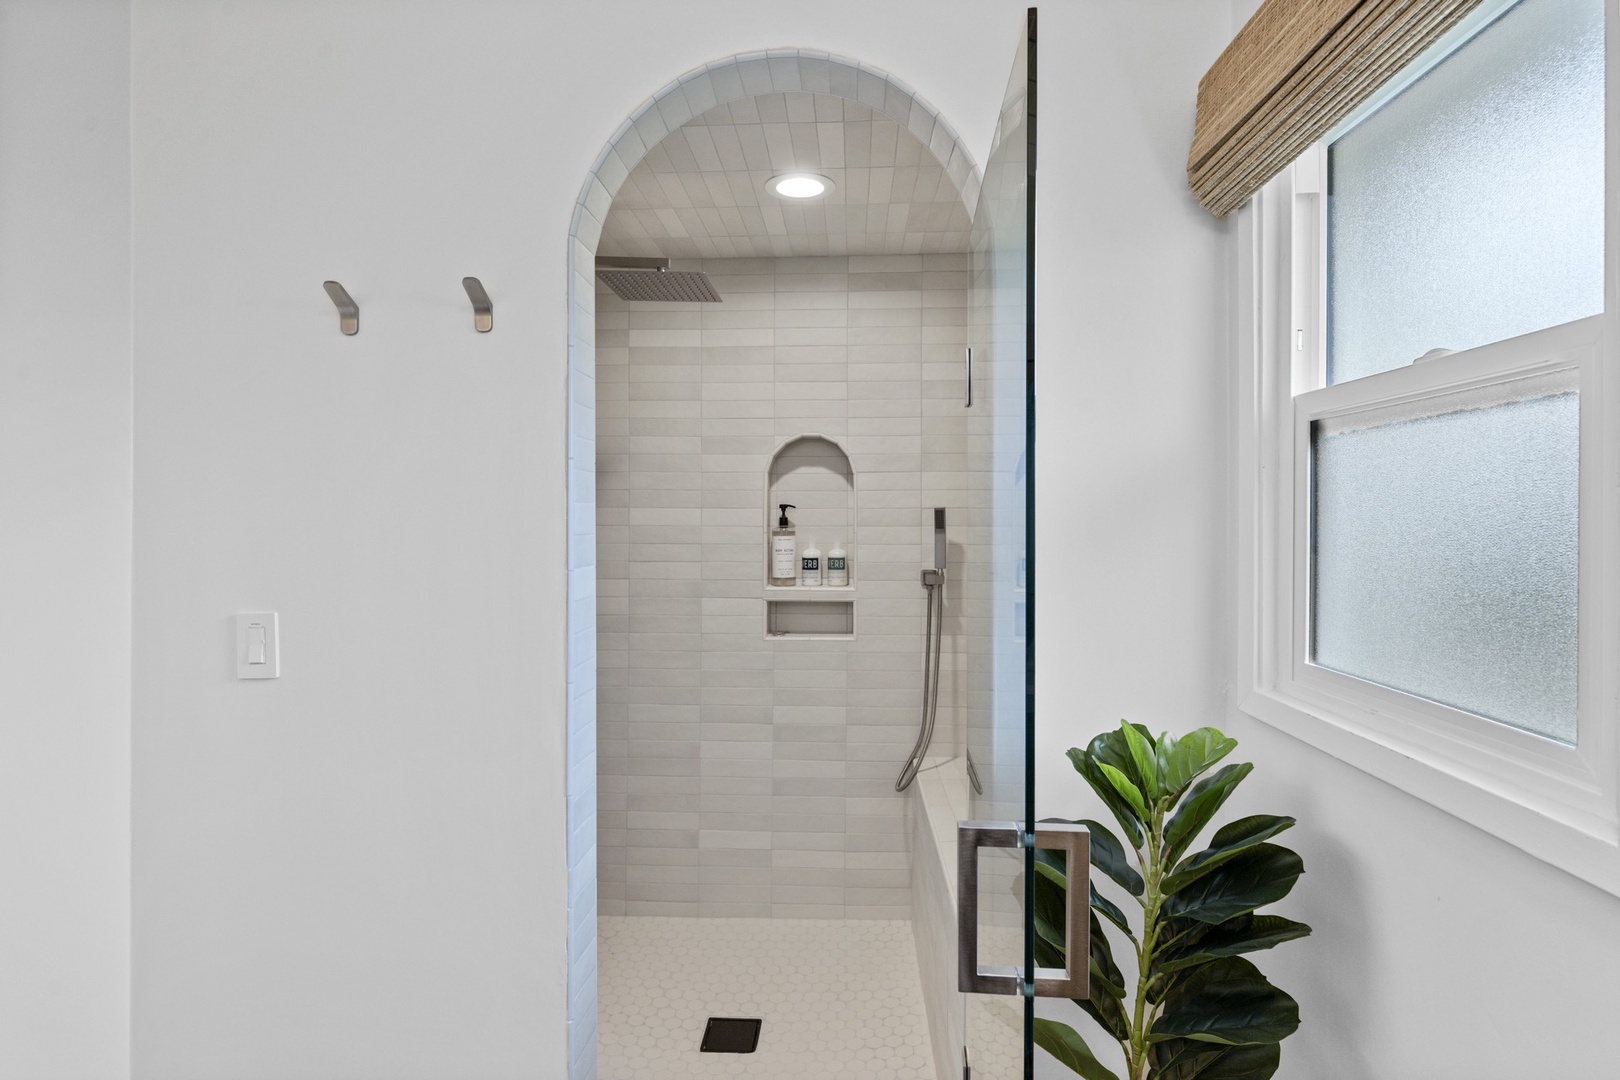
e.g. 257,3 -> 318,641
9,0 -> 1609,1076
0,3 -> 132,1078
1031,4 -> 1232,1076
125,2 -> 1023,1077
1034,2 -> 1620,1077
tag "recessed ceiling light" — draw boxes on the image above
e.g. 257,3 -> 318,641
767,173 -> 835,200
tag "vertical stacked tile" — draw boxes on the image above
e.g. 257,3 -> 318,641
843,255 -> 927,917
626,293 -> 706,915
597,255 -> 968,918
595,289 -> 630,915
917,253 -> 978,770
699,260 -> 778,915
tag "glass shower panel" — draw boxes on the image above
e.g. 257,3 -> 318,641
964,9 -> 1035,1078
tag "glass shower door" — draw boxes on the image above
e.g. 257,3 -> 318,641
961,10 -> 1085,1079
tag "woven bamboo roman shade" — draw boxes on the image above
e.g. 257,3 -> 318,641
1189,0 -> 1488,217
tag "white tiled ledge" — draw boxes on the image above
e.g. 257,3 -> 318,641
910,754 -> 971,1080
762,584 -> 857,594
913,755 -> 972,908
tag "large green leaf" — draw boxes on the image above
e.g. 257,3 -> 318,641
1081,724 -> 1158,802
1151,1038 -> 1281,1080
1068,745 -> 1146,848
1162,844 -> 1303,925
1150,957 -> 1300,1046
1091,724 -> 1156,786
1035,928 -> 1065,972
1035,854 -> 1068,889
1035,861 -> 1129,1004
1121,722 -> 1162,801
1032,818 -> 1140,941
1043,913 -> 1134,1029
1158,915 -> 1312,975
1078,818 -> 1144,897
1033,1018 -> 1123,1080
1088,910 -> 1126,999
1148,1039 -> 1224,1080
1089,957 -> 1126,1000
1156,728 -> 1240,801
1080,990 -> 1133,1045
1163,763 -> 1253,865
1034,865 -> 1067,953
1164,816 -> 1296,895
1091,882 -> 1135,941
1098,763 -> 1149,822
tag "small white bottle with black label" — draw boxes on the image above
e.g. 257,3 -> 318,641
770,504 -> 798,586
826,541 -> 848,587
801,540 -> 822,587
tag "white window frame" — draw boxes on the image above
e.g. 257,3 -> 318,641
1232,0 -> 1620,896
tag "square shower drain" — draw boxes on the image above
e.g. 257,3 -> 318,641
699,1017 -> 761,1053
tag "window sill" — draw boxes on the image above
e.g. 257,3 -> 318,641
1239,684 -> 1620,897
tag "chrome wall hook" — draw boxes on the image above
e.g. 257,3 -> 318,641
462,277 -> 492,333
322,281 -> 358,335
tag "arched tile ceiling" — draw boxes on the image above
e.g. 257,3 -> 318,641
599,92 -> 972,259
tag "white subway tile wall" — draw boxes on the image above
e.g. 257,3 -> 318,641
569,52 -> 985,1080
597,254 -> 980,918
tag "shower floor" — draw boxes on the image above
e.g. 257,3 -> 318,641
598,916 -> 938,1080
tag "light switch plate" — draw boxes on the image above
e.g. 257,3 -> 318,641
235,612 -> 280,679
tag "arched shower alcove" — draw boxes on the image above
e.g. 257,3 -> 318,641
564,49 -> 985,1080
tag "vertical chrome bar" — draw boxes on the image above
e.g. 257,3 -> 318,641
964,346 -> 973,406
957,821 -> 1022,995
1031,823 -> 1090,999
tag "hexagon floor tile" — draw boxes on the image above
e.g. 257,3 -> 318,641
599,916 -> 938,1080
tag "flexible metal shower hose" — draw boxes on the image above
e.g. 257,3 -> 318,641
895,573 -> 945,792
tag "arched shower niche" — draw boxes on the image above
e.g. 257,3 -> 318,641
765,434 -> 856,637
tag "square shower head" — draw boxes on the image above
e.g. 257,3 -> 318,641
596,265 -> 723,303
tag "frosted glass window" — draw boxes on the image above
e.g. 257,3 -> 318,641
1328,0 -> 1604,385
1311,391 -> 1579,742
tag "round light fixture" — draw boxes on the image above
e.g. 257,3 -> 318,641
767,173 -> 835,200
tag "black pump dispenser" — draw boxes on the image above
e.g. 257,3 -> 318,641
770,504 -> 799,586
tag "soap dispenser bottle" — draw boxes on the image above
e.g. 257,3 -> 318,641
826,540 -> 848,586
801,540 -> 822,587
770,504 -> 798,586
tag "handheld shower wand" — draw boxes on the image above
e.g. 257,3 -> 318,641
896,510 -> 948,791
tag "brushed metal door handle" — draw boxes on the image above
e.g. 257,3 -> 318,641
957,821 -> 1021,995
1031,822 -> 1089,999
956,820 -> 1089,999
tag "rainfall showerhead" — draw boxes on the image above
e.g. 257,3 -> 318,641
595,257 -> 723,303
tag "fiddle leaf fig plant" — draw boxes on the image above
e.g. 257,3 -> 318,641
1032,723 -> 1310,1080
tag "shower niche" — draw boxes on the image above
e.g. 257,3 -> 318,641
764,434 -> 855,638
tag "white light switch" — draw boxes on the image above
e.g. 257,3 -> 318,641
235,612 -> 280,679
